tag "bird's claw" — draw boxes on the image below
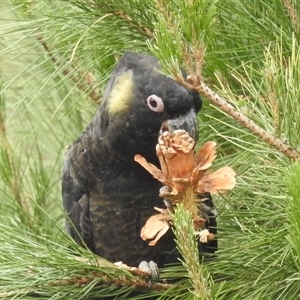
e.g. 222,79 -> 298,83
138,260 -> 159,282
198,202 -> 218,222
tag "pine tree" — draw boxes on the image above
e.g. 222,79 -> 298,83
1,0 -> 300,298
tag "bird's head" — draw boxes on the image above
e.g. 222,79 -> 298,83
94,52 -> 202,164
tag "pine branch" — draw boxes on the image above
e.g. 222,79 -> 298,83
150,0 -> 300,160
283,0 -> 300,36
173,204 -> 211,300
51,268 -> 172,292
36,35 -> 100,104
181,74 -> 300,160
0,85 -> 33,226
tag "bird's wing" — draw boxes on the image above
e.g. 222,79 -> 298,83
62,158 -> 94,252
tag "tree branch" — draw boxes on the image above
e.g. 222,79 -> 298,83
177,74 -> 300,160
36,35 -> 100,104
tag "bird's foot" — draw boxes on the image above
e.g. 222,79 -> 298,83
114,260 -> 159,283
198,202 -> 218,222
138,260 -> 159,282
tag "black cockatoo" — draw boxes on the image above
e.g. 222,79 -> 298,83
62,52 -> 217,274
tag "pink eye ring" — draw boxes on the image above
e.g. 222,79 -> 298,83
147,95 -> 164,112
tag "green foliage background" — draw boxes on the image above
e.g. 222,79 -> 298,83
1,0 -> 300,299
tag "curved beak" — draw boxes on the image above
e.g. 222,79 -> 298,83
166,109 -> 199,141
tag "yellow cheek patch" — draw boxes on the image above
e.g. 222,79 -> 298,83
108,70 -> 134,115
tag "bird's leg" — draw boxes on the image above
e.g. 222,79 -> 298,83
198,202 -> 218,222
162,197 -> 174,213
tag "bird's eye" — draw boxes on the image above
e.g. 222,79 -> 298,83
147,95 -> 164,112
